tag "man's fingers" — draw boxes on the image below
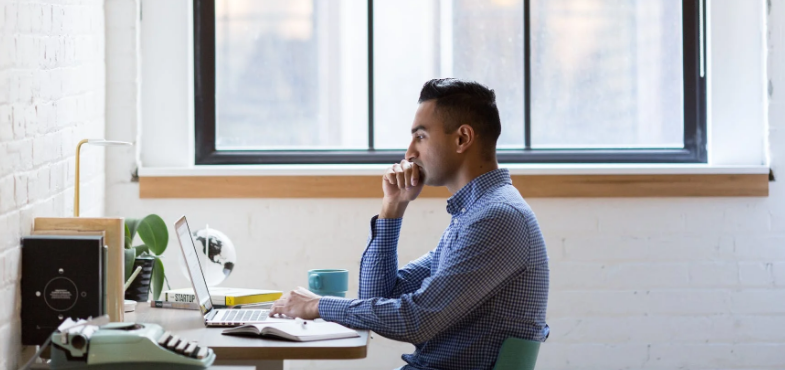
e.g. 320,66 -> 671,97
391,164 -> 403,188
385,165 -> 401,185
383,161 -> 419,189
270,294 -> 293,317
396,171 -> 406,189
393,164 -> 406,189
270,302 -> 283,316
401,161 -> 412,188
384,169 -> 396,185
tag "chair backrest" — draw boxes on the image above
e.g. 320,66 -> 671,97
492,337 -> 541,370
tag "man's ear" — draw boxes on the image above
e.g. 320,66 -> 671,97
455,124 -> 475,154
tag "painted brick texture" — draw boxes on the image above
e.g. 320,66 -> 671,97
0,1 -> 105,369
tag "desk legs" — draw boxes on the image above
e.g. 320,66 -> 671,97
213,359 -> 284,370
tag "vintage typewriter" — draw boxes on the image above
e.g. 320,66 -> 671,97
48,319 -> 215,370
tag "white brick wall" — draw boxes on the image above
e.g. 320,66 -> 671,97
0,1 -> 105,369
102,1 -> 785,370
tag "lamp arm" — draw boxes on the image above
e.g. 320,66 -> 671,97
74,139 -> 88,217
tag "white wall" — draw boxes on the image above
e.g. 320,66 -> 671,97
104,1 -> 785,370
0,0 -> 106,368
105,0 -> 139,187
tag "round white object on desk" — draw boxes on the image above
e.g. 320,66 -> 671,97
124,299 -> 137,312
184,225 -> 236,287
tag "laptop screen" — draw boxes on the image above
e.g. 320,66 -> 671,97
175,216 -> 214,314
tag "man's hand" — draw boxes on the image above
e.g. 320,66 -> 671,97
381,160 -> 424,218
269,287 -> 322,320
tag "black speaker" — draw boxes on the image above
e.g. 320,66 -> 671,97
21,235 -> 106,345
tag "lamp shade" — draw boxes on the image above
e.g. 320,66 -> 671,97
86,139 -> 133,146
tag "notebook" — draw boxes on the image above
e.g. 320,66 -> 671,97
222,319 -> 359,342
163,286 -> 281,306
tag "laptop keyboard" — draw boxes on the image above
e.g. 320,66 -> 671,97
223,309 -> 269,322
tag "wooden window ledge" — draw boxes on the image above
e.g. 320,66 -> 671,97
138,166 -> 769,198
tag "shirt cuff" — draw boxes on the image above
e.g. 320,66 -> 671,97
318,296 -> 354,323
368,215 -> 403,253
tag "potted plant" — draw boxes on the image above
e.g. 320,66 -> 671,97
124,214 -> 169,301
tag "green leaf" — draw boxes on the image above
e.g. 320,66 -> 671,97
124,224 -> 132,249
134,244 -> 150,256
125,218 -> 141,249
151,256 -> 165,301
124,248 -> 137,281
137,215 -> 168,256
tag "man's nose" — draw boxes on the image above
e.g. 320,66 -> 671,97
405,140 -> 418,162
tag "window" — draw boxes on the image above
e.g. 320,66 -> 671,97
195,0 -> 706,165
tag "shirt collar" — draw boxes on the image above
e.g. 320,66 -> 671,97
446,168 -> 512,215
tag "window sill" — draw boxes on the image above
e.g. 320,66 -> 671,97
137,164 -> 769,198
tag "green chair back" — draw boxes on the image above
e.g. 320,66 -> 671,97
492,337 -> 541,370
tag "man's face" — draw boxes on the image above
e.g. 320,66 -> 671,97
405,101 -> 460,187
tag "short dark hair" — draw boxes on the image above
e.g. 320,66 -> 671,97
418,78 -> 501,157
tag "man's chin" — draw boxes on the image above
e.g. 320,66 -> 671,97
421,173 -> 439,187
415,165 -> 427,185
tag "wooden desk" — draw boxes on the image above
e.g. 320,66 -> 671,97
30,366 -> 253,370
125,305 -> 369,370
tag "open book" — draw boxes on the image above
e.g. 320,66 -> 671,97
222,320 -> 360,342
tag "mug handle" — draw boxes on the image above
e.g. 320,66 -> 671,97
309,274 -> 322,290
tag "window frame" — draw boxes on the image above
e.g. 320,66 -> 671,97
194,0 -> 707,165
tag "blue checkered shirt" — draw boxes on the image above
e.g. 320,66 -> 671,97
319,169 -> 549,370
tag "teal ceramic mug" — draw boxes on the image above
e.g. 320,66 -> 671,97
308,269 -> 348,297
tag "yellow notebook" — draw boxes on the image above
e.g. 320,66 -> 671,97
163,287 -> 282,306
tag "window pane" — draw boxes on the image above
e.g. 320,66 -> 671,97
373,0 -> 525,150
215,0 -> 368,150
531,0 -> 684,148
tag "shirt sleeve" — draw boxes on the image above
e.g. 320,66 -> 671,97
319,204 -> 529,344
357,216 -> 433,300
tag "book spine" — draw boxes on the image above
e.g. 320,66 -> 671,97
151,300 -> 199,310
165,292 -> 197,303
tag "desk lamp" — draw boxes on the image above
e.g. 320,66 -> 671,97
74,139 -> 132,216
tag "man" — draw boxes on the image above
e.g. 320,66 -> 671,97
270,78 -> 549,370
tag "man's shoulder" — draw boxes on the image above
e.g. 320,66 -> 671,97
459,197 -> 535,253
465,200 -> 529,231
472,184 -> 529,216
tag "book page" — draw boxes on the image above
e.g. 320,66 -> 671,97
224,321 -> 359,341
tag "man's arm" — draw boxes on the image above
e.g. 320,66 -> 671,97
320,204 -> 530,344
359,160 -> 428,298
358,216 -> 433,299
270,160 -> 427,320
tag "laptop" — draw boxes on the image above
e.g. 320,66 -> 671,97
175,215 -> 291,327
